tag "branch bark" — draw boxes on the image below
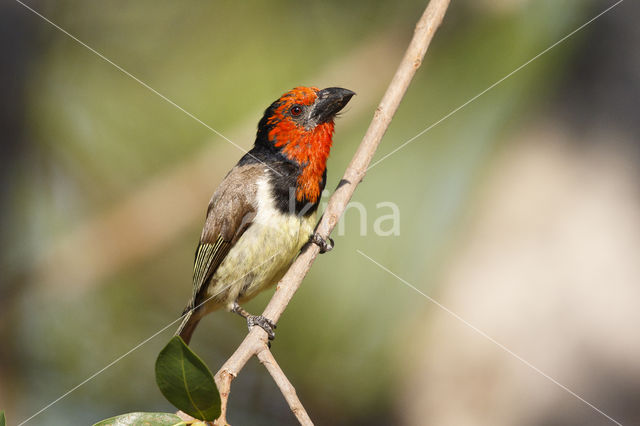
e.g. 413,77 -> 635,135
214,1 -> 450,424
256,347 -> 313,426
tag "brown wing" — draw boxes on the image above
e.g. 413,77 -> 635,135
189,164 -> 263,308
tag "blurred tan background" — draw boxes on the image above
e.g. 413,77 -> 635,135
1,0 -> 639,425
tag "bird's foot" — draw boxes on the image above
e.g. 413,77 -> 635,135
247,315 -> 277,341
310,233 -> 334,253
231,302 -> 276,341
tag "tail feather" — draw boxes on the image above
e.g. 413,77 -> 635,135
175,307 -> 201,345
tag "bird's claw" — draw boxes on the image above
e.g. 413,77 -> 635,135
310,233 -> 334,253
247,315 -> 277,341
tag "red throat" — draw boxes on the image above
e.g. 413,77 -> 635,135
270,120 -> 334,204
266,87 -> 334,204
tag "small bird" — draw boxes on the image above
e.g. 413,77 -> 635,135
176,86 -> 354,344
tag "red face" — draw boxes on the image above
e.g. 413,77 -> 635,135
265,86 -> 354,204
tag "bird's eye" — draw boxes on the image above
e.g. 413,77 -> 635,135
290,105 -> 303,116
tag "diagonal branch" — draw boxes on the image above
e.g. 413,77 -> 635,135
214,1 -> 450,424
256,347 -> 313,426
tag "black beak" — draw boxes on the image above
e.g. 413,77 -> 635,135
311,87 -> 355,123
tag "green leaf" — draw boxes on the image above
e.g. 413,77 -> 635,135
0,410 -> 5,426
93,412 -> 185,426
155,336 -> 220,421
92,412 -> 185,426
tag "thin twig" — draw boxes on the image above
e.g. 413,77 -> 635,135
214,0 -> 450,424
256,348 -> 313,426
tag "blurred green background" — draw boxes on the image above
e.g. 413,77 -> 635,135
2,0 -> 639,425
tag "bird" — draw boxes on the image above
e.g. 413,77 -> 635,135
176,86 -> 355,344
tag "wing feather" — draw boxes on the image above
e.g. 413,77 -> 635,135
191,237 -> 231,302
186,163 -> 263,310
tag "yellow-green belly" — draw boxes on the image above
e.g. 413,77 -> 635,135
206,207 -> 316,311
